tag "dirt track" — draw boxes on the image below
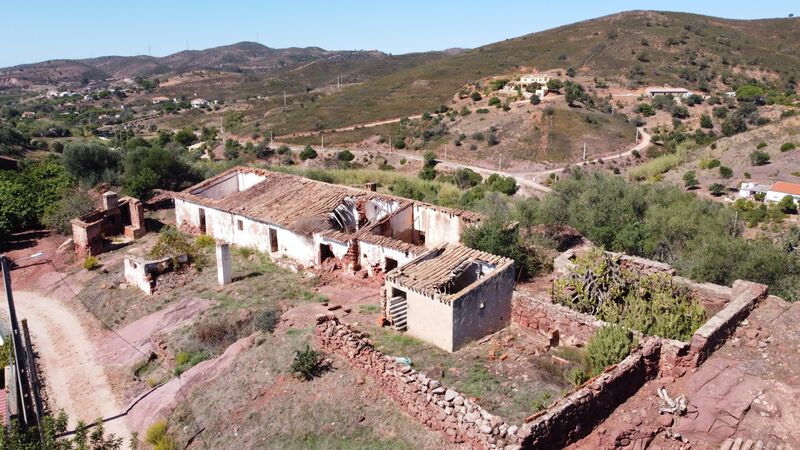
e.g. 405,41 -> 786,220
8,291 -> 131,444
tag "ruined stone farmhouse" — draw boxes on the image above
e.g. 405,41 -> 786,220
174,167 -> 516,351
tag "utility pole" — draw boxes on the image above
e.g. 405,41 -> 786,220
499,153 -> 502,171
582,143 -> 587,161
321,134 -> 324,150
283,91 -> 287,107
444,144 -> 447,161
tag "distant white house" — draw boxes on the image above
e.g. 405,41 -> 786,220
520,74 -> 551,86
725,91 -> 737,98
191,98 -> 208,108
517,74 -> 551,99
152,96 -> 170,104
646,87 -> 691,98
740,181 -> 800,204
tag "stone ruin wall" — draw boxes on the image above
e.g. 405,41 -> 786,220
317,248 -> 772,449
314,315 -> 522,450
511,292 -> 604,345
520,339 -> 662,449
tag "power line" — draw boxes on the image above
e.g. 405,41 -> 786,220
44,259 -> 211,450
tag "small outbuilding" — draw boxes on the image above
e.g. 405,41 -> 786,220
384,244 -> 515,352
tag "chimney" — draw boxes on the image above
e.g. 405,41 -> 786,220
365,182 -> 377,192
102,191 -> 119,211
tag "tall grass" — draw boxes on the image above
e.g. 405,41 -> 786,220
269,166 -> 462,206
627,146 -> 689,181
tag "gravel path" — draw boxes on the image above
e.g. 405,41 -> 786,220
7,291 -> 131,444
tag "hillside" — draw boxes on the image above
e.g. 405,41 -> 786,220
0,42 -> 425,84
268,10 -> 800,133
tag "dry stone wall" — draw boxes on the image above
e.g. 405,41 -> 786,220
511,292 -> 604,345
519,339 -> 662,449
314,315 -> 522,449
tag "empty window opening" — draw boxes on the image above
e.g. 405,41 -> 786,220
391,288 -> 407,301
385,257 -> 398,272
199,208 -> 207,233
237,219 -> 243,231
417,230 -> 426,245
269,228 -> 278,252
319,244 -> 334,262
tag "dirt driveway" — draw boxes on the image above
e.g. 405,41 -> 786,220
6,291 -> 131,444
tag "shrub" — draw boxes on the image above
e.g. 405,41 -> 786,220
195,234 -> 215,248
683,171 -> 698,189
42,188 -> 94,235
719,166 -> 733,179
709,183 -> 726,196
531,391 -> 554,412
780,142 -> 796,152
749,150 -> 770,166
291,345 -> 323,381
476,108 -> 489,114
299,145 -> 318,160
195,319 -> 237,349
488,96 -> 501,107
82,255 -> 100,270
700,114 -> 713,129
706,159 -> 721,169
567,368 -> 589,386
254,309 -> 280,333
149,226 -> 206,267
587,325 -> 637,376
470,92 -> 482,101
145,421 -> 168,445
530,95 -> 541,105
756,142 -> 767,149
336,149 -> 355,161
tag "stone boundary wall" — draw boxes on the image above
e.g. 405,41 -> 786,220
685,280 -> 768,367
511,293 -> 604,345
519,339 -> 662,449
314,315 -> 521,449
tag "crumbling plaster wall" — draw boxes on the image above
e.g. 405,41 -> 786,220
395,284 -> 456,352
359,241 -> 418,275
413,205 -> 465,248
451,263 -> 515,352
175,198 -> 316,266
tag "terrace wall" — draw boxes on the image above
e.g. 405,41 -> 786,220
315,315 -> 521,449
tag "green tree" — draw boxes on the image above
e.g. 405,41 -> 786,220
735,85 -> 764,102
708,183 -> 726,196
299,145 -> 318,160
42,187 -> 94,234
470,92 -> 482,101
778,195 -> 798,214
700,114 -> 714,129
123,146 -> 199,200
62,142 -> 121,186
530,95 -> 541,105
719,166 -> 733,179
546,78 -> 563,93
453,168 -> 482,189
173,128 -> 197,147
224,139 -> 241,160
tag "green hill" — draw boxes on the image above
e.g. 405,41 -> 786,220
268,10 -> 800,134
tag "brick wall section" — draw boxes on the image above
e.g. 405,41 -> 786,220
519,339 -> 662,449
314,315 -> 522,449
511,293 -> 605,345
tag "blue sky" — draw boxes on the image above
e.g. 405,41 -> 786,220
1,1 -> 797,67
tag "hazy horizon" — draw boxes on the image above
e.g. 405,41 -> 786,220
2,1 -> 798,68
